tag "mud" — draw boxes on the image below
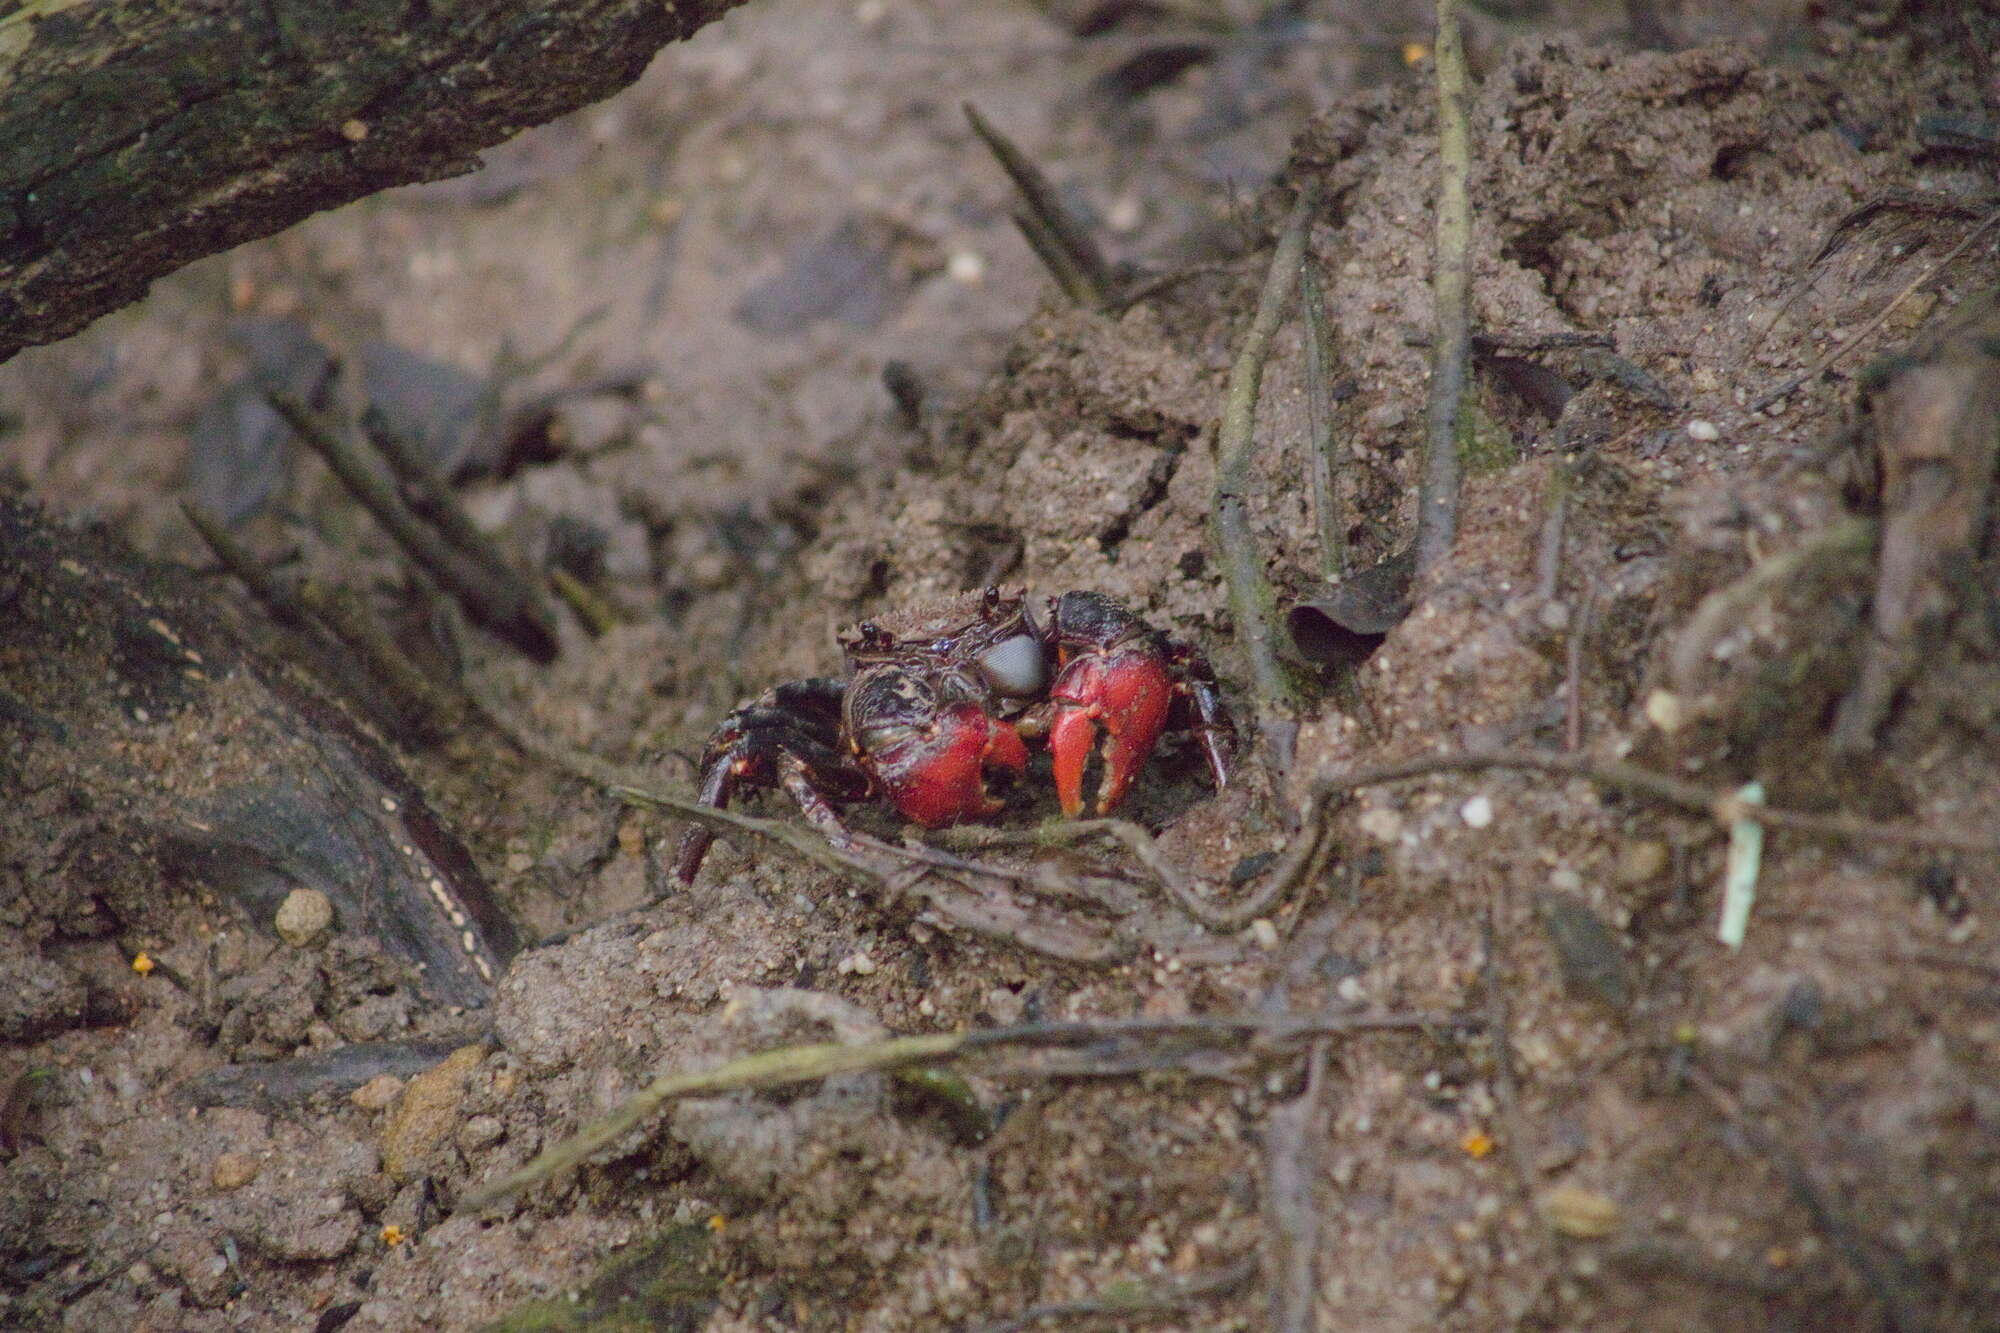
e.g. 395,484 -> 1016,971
4,3 -> 2000,1331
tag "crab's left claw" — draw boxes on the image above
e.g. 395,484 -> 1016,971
1048,645 -> 1173,817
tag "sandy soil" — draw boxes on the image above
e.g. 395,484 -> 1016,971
4,2 -> 1999,1331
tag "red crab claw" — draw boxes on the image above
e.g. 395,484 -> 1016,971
848,663 -> 1031,829
1048,644 -> 1172,818
873,701 -> 1028,827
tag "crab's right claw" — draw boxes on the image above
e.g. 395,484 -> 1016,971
1047,646 -> 1173,817
873,703 -> 1027,827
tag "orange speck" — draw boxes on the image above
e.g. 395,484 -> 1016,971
381,1224 -> 407,1247
1460,1130 -> 1496,1160
1402,42 -> 1431,66
131,952 -> 156,976
1765,1246 -> 1792,1269
707,1214 -> 727,1232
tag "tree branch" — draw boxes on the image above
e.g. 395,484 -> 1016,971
0,0 -> 747,362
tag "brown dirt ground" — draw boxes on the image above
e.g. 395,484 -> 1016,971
4,3 -> 2000,1331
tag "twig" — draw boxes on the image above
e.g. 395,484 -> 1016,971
292,578 -> 467,742
643,787 -> 1128,962
964,102 -> 1112,310
947,810 -> 1331,933
269,391 -> 560,663
359,407 -> 527,599
361,405 -> 576,638
181,501 -> 312,631
1533,467 -> 1568,602
546,567 -> 619,637
1564,577 -> 1597,753
970,1257 -> 1259,1333
1748,207 -> 2000,413
463,1011 -> 1468,1209
1089,807 -> 1328,933
1308,747 -> 2000,856
182,500 -> 439,745
1211,180 -> 1323,773
1299,258 -> 1346,579
1416,0 -> 1473,577
1264,1041 -> 1330,1333
1479,904 -> 1537,1201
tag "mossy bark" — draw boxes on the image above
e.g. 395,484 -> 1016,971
0,0 -> 747,361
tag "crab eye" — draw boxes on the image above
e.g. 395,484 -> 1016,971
976,634 -> 1046,697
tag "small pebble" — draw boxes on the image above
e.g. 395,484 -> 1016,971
1686,418 -> 1719,441
457,1114 -> 505,1152
1540,1183 -> 1622,1238
1248,918 -> 1280,952
1643,688 -> 1685,733
1357,807 -> 1404,842
351,1074 -> 405,1111
1336,976 -> 1366,1004
838,952 -> 878,977
1460,795 -> 1494,829
274,888 -> 333,948
210,1152 -> 260,1190
947,250 -> 986,285
1614,840 -> 1670,886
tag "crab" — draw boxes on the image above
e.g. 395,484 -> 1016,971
672,587 -> 1232,882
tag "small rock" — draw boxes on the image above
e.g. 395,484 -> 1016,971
210,1151 -> 260,1191
1357,806 -> 1404,843
350,1074 -> 405,1112
457,1113 -> 505,1153
1540,1183 -> 1621,1238
1643,689 -> 1685,733
0,936 -> 86,1042
1614,840 -> 1670,887
1364,402 -> 1408,432
273,888 -> 333,948
1248,918 -> 1280,952
1537,891 -> 1630,1010
1686,418 -> 1719,442
838,951 -> 878,977
380,1045 -> 485,1180
1460,795 -> 1495,829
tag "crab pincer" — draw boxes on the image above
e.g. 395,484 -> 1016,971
1044,592 -> 1177,817
844,667 -> 1029,827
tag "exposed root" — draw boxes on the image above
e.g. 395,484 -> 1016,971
463,1009 -> 1473,1209
1415,0 -> 1473,578
1211,180 -> 1323,774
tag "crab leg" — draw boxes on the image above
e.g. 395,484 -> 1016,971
673,677 -> 862,883
1168,643 -> 1233,792
777,752 -> 863,853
